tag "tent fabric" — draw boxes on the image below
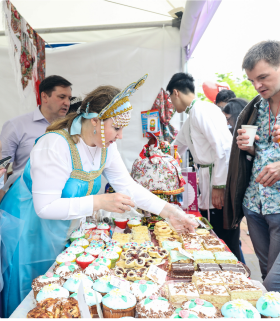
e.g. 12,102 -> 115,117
0,26 -> 181,175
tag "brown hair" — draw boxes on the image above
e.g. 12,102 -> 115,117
46,85 -> 120,143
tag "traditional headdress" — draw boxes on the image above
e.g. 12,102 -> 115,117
70,74 -> 148,148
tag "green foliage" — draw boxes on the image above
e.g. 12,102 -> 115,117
198,73 -> 258,102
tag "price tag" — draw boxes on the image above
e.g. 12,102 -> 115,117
101,232 -> 111,242
147,264 -> 167,286
110,275 -> 130,292
77,280 -> 91,318
80,217 -> 86,234
178,246 -> 194,260
94,290 -> 103,318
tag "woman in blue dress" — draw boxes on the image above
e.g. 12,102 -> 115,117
0,75 -> 197,317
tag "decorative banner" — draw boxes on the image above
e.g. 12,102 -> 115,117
3,0 -> 45,105
141,110 -> 161,137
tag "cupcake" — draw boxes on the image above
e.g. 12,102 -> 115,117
127,218 -> 141,228
84,222 -> 97,231
85,246 -> 103,258
182,299 -> 223,318
76,253 -> 95,269
32,272 -> 65,299
136,294 -> 175,318
123,242 -> 138,251
106,245 -> 122,257
84,262 -> 111,281
106,240 -> 121,247
140,241 -> 154,249
90,240 -> 105,249
70,229 -> 85,242
64,245 -> 85,258
102,288 -> 137,318
221,299 -> 260,318
256,291 -> 280,318
99,248 -> 119,268
94,257 -> 111,269
63,273 -> 94,294
70,288 -> 102,318
53,262 -> 83,280
70,238 -> 89,249
56,252 -> 76,265
36,284 -> 69,302
97,222 -> 110,233
92,275 -> 116,296
130,280 -> 159,302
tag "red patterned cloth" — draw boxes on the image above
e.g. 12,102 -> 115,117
151,88 -> 178,143
3,0 -> 45,105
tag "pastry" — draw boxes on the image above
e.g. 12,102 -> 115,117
219,263 -> 246,274
53,262 -> 83,280
226,284 -> 263,306
195,228 -> 210,235
56,252 -> 76,265
106,245 -> 122,256
214,251 -> 238,264
99,248 -> 119,268
171,308 -> 199,318
170,263 -> 194,277
90,240 -> 105,249
84,245 -> 102,258
168,250 -> 192,264
219,271 -> 252,286
106,240 -> 120,247
193,250 -> 215,267
94,257 -> 111,269
84,261 -> 111,280
192,271 -> 224,286
32,272 -> 65,299
168,282 -> 199,305
70,229 -> 85,242
148,246 -> 168,259
122,242 -> 138,251
102,288 -> 137,318
97,222 -> 110,232
162,240 -> 182,253
70,289 -> 102,318
196,284 -> 230,309
63,273 -> 94,294
36,284 -> 69,302
182,298 -> 223,318
92,275 -> 116,296
183,241 -> 203,253
130,280 -> 159,302
70,237 -> 89,249
136,294 -> 175,318
197,263 -> 221,272
221,299 -> 260,318
256,291 -> 280,318
76,253 -> 95,269
64,245 -> 85,258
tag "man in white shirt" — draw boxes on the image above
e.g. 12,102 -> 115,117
167,72 -> 241,260
0,75 -> 72,191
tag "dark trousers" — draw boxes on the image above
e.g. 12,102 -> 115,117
200,208 -> 242,262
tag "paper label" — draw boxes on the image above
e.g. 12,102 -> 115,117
77,280 -> 91,318
110,276 -> 130,291
147,264 -> 167,285
94,290 -> 103,318
178,246 -> 194,260
101,232 -> 111,242
80,217 -> 86,234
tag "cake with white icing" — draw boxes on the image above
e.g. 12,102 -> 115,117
92,275 -> 116,295
70,238 -> 89,249
36,284 -> 69,302
182,298 -> 222,318
256,291 -> 280,318
196,284 -> 230,309
64,245 -> 84,258
221,299 -> 261,318
70,288 -> 102,317
130,280 -> 159,302
214,251 -> 238,264
136,294 -> 175,318
192,271 -> 223,286
94,257 -> 111,268
70,229 -> 85,242
56,252 -> 76,265
53,262 -> 82,280
76,253 -> 95,269
63,273 -> 94,294
32,272 -> 65,299
168,282 -> 199,305
97,222 -> 110,231
171,308 -> 199,318
84,246 -> 102,257
84,262 -> 111,280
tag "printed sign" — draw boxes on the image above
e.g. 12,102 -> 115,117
101,232 -> 111,243
79,217 -> 86,234
147,264 -> 167,285
77,280 -> 91,318
110,276 -> 130,291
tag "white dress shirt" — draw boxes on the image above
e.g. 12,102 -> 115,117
174,100 -> 232,210
30,133 -> 166,220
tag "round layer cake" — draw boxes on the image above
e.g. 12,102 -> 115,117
32,272 -> 65,299
84,262 -> 111,280
136,294 -> 175,318
53,262 -> 82,280
63,273 -> 94,294
256,291 -> 280,318
182,299 -> 222,318
36,284 -> 69,302
221,299 -> 260,318
130,280 -> 159,302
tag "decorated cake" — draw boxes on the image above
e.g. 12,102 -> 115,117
102,288 -> 137,318
168,282 -> 199,305
171,308 -> 199,318
221,299 -> 261,318
70,229 -> 85,242
92,275 -> 116,295
84,246 -> 103,258
56,252 -> 76,265
130,280 -> 159,302
99,248 -> 119,268
94,257 -> 111,269
32,272 -> 65,299
97,222 -> 110,232
70,238 -> 89,249
76,253 -> 95,269
256,291 -> 280,318
36,284 -> 69,302
123,242 -> 138,251
63,273 -> 94,294
64,245 -> 85,258
136,294 -> 175,318
83,222 -> 97,231
106,245 -> 122,256
90,240 -> 105,249
84,262 -> 111,280
182,299 -> 223,318
53,262 -> 82,280
214,251 -> 238,264
106,240 -> 120,247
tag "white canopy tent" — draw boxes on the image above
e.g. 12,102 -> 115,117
0,0 -> 221,182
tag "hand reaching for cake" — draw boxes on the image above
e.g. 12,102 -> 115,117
159,203 -> 198,233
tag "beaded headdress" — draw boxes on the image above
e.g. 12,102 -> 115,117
70,74 -> 148,148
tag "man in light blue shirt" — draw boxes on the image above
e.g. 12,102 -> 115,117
0,75 -> 72,191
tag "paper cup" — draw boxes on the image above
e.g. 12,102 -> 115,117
241,125 -> 258,146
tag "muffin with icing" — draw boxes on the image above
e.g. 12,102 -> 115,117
70,238 -> 89,249
94,257 -> 111,269
140,241 -> 154,248
70,288 -> 102,318
130,280 -> 159,302
221,299 -> 260,318
97,222 -> 110,232
90,240 -> 105,249
63,273 -> 94,294
76,253 -> 95,269
106,240 -> 120,247
56,252 -> 76,265
92,275 -> 116,296
182,299 -> 223,318
53,262 -> 82,280
136,294 -> 175,318
36,284 -> 69,302
70,229 -> 85,242
84,261 -> 111,281
84,245 -> 103,258
102,288 -> 137,318
106,245 -> 122,256
127,218 -> 141,228
99,248 -> 119,268
84,222 -> 97,231
256,291 -> 280,318
64,245 -> 85,258
123,242 -> 138,251
32,272 -> 65,299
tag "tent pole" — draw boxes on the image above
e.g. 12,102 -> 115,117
0,20 -> 173,37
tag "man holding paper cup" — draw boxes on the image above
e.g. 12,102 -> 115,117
224,40 -> 280,291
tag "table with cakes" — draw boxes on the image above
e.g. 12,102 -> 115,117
10,215 -> 279,319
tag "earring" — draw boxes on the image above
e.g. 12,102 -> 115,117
94,128 -> 97,135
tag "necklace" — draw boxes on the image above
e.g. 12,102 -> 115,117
82,136 -> 98,165
268,100 -> 280,142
